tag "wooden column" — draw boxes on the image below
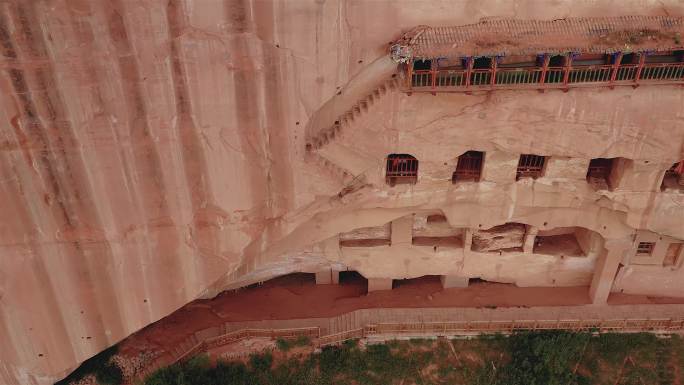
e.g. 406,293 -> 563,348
407,60 -> 414,92
634,53 -> 646,87
609,52 -> 623,88
490,57 -> 498,87
562,54 -> 573,91
464,57 -> 473,90
430,59 -> 437,92
539,54 -> 550,89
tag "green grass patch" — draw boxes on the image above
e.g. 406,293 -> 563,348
276,335 -> 312,351
142,332 -> 684,385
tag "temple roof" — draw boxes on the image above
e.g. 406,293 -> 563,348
390,16 -> 684,61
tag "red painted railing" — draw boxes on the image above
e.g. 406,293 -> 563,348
409,62 -> 684,92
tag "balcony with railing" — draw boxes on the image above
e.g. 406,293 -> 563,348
391,17 -> 684,94
407,53 -> 684,93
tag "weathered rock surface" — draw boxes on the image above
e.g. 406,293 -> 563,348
472,223 -> 527,252
0,1 -> 683,384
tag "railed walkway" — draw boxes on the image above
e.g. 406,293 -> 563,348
130,304 -> 684,383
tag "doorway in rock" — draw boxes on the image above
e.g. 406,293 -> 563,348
392,275 -> 441,289
468,278 -> 495,286
338,270 -> 367,286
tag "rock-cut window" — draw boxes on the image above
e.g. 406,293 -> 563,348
386,154 -> 418,186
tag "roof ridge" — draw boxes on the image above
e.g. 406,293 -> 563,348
391,16 -> 684,60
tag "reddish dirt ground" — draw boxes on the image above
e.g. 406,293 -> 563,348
119,273 -> 684,358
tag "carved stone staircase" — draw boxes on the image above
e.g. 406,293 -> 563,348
306,150 -> 356,185
306,75 -> 400,152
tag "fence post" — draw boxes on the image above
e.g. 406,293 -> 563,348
539,54 -> 550,89
464,57 -> 473,90
634,53 -> 646,87
407,61 -> 414,91
490,56 -> 498,87
609,52 -> 623,88
562,54 -> 573,91
430,60 -> 437,92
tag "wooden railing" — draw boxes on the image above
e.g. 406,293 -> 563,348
132,314 -> 684,384
173,327 -> 320,364
409,62 -> 684,92
367,318 -> 684,336
172,318 -> 684,364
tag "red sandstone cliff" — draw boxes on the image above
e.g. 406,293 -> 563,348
1,1 -> 684,384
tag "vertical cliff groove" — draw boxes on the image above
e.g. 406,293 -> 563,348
0,9 -> 78,375
1,2 -> 683,384
100,0 -> 180,322
165,0 -> 217,289
16,0 -> 128,345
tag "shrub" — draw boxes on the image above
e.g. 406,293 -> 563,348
276,338 -> 293,351
140,331 -> 682,385
276,335 -> 312,352
494,331 -> 590,385
294,335 -> 311,346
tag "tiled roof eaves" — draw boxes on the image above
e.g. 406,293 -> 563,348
398,16 -> 684,59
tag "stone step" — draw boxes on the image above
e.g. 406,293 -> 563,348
307,75 -> 397,151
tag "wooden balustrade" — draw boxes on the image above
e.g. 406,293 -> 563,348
137,315 -> 684,384
408,62 -> 684,92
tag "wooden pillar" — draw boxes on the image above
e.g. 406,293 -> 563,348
609,52 -> 623,88
430,59 -> 437,92
539,54 -> 550,88
634,53 -> 646,87
490,56 -> 498,87
562,54 -> 573,91
464,57 -> 473,89
407,60 -> 414,91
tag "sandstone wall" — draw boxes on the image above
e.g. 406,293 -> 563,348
1,1 -> 684,384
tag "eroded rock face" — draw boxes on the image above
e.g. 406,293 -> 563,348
1,1 -> 684,384
472,223 -> 527,252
